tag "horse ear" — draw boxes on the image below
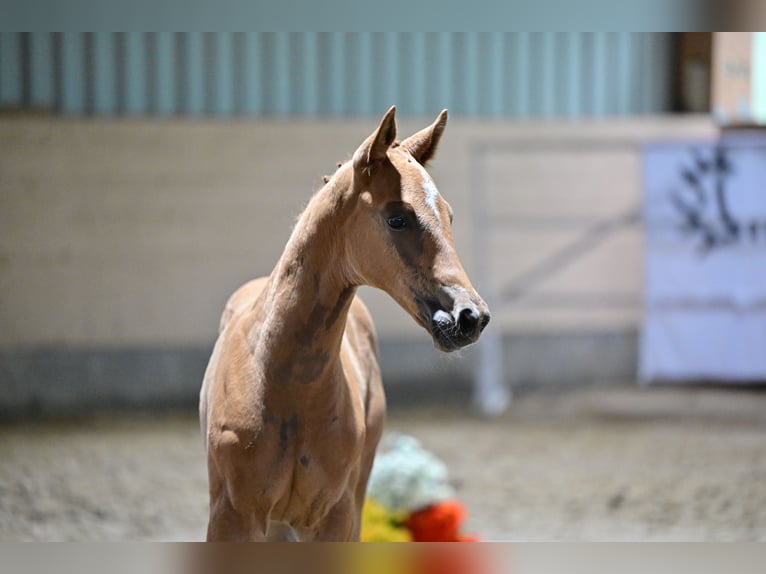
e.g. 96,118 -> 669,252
400,109 -> 448,166
353,106 -> 397,171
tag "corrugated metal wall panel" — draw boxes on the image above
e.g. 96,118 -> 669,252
59,32 -> 85,114
92,32 -> 115,115
0,32 -> 21,105
151,32 -> 176,115
182,32 -> 205,116
29,32 -> 53,107
0,32 -> 675,118
123,32 -> 146,115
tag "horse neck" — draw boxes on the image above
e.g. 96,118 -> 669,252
255,172 -> 357,387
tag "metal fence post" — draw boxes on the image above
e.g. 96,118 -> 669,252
471,144 -> 511,416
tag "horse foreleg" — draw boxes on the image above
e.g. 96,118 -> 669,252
206,476 -> 269,541
311,492 -> 358,542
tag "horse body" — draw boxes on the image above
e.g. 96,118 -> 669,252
200,107 -> 489,541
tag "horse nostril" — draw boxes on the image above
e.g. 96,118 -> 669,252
479,312 -> 490,332
457,307 -> 480,336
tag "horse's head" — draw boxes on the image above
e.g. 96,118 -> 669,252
344,106 -> 490,352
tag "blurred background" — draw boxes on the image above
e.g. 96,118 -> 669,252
1,32 -> 765,541
0,32 -> 720,412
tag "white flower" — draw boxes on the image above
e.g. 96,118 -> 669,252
366,434 -> 455,513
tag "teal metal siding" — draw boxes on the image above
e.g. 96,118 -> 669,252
0,32 -> 674,117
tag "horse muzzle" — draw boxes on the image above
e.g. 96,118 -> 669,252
415,286 -> 490,352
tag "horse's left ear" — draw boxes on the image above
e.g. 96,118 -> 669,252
400,109 -> 448,166
353,106 -> 398,171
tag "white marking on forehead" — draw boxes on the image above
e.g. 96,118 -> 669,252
414,163 -> 441,223
423,180 -> 441,223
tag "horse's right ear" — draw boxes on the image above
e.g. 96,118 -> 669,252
353,106 -> 397,172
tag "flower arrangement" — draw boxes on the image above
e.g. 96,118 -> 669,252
361,435 -> 477,543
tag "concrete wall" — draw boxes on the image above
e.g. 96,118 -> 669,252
0,115 -> 717,415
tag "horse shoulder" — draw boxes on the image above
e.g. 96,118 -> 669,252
203,300 -> 266,454
219,276 -> 270,333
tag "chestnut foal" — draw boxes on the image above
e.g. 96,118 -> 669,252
199,107 -> 489,541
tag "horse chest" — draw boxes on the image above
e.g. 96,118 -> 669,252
263,411 -> 365,527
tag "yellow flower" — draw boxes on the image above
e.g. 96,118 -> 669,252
360,498 -> 412,543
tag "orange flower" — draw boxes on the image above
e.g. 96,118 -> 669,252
404,500 -> 476,543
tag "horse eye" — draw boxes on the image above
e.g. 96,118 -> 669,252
387,215 -> 407,230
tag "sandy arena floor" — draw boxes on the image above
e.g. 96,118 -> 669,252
1,385 -> 765,541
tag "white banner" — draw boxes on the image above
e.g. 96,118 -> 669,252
641,134 -> 766,382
